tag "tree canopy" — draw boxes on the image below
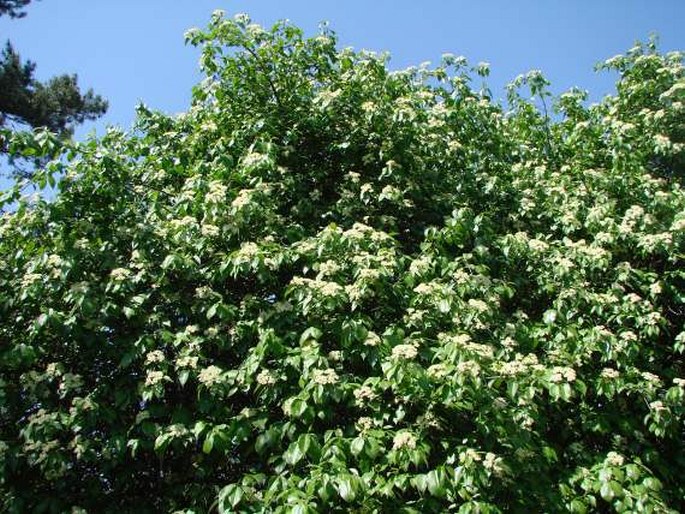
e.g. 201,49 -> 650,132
0,11 -> 684,513
0,0 -> 33,19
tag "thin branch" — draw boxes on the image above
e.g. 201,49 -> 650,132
243,45 -> 284,110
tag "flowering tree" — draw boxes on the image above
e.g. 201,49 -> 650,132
1,11 -> 684,513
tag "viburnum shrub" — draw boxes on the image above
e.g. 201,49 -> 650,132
1,11 -> 684,513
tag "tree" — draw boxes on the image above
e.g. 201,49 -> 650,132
0,0 -> 107,172
0,0 -> 33,18
0,11 -> 684,513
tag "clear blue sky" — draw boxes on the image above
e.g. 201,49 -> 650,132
2,0 -> 685,141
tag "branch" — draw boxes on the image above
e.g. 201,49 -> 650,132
243,45 -> 284,110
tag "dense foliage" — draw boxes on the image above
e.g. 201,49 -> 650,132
1,11 -> 684,513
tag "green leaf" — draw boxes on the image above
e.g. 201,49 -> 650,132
426,469 -> 446,497
337,477 -> 357,502
300,327 -> 322,344
202,434 -> 214,454
350,436 -> 365,457
219,484 -> 243,510
284,443 -> 304,465
600,482 -> 614,501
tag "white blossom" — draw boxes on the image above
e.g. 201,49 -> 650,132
145,351 -> 165,364
606,452 -> 625,467
392,431 -> 416,451
356,416 -> 374,431
145,371 -> 165,387
256,369 -> 277,386
364,331 -> 381,346
549,366 -> 576,383
206,181 -> 227,203
312,368 -> 339,385
232,189 -> 252,210
353,385 -> 376,402
201,224 -> 220,237
176,356 -> 198,369
601,368 -> 620,379
110,268 -> 132,281
198,366 -> 223,387
391,343 -> 418,360
649,400 -> 666,412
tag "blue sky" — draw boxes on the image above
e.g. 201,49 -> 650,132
1,0 -> 685,141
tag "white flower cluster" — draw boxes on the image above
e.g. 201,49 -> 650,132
201,224 -> 220,237
671,216 -> 685,232
467,298 -> 489,313
206,180 -> 227,203
317,259 -> 340,277
169,216 -> 198,230
649,282 -> 662,296
46,254 -> 64,269
549,366 -> 577,383
619,205 -> 645,234
359,183 -> 374,197
391,343 -> 419,360
641,371 -> 661,385
241,151 -> 269,169
342,222 -> 387,243
21,273 -> 42,288
327,350 -> 343,362
413,281 -> 445,296
198,365 -> 224,387
110,268 -> 132,281
232,189 -> 252,210
637,232 -> 672,253
392,431 -> 417,451
356,416 -> 374,432
379,185 -> 401,201
356,268 -> 381,282
146,350 -> 165,364
312,368 -> 339,385
439,333 -> 494,359
528,238 -> 549,252
353,385 -> 377,403
291,276 -> 344,297
256,369 -> 277,386
601,368 -> 620,379
497,353 -> 543,376
427,363 -> 450,379
176,356 -> 198,369
409,255 -> 432,276
649,400 -> 666,412
483,452 -> 504,473
606,451 -> 625,467
314,88 -> 342,106
145,370 -> 165,387
352,249 -> 396,270
456,360 -> 481,376
364,331 -> 381,346
460,448 -> 482,463
179,327 -> 197,339
361,101 -> 375,113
